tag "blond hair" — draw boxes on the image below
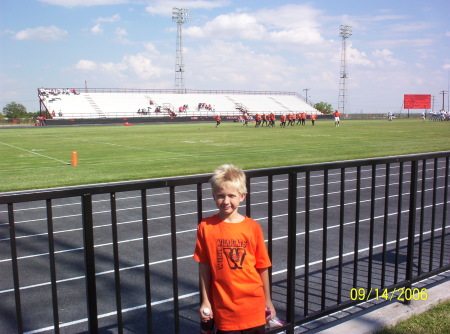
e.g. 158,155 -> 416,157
210,164 -> 247,195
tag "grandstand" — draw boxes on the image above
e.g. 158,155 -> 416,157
38,88 -> 318,121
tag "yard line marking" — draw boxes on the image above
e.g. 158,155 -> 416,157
0,141 -> 69,165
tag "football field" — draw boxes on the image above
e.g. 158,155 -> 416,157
0,119 -> 449,333
0,119 -> 449,192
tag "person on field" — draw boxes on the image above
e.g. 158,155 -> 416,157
215,115 -> 221,127
280,114 -> 287,127
301,112 -> 307,126
310,114 -> 317,126
268,113 -> 276,127
261,113 -> 268,127
333,110 -> 341,127
242,114 -> 249,126
194,164 -> 276,333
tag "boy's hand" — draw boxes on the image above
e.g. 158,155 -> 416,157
265,300 -> 276,320
200,305 -> 213,322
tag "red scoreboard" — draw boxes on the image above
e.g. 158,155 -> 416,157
404,94 -> 431,109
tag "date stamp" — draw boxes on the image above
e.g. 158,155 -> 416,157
350,288 -> 428,301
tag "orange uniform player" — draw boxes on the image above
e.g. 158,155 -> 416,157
215,115 -> 221,127
280,114 -> 287,127
333,110 -> 341,127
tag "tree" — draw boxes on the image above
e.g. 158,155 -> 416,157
314,102 -> 334,114
2,102 -> 28,118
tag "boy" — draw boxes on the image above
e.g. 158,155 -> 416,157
193,164 -> 276,333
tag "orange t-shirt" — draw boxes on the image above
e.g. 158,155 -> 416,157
193,214 -> 271,331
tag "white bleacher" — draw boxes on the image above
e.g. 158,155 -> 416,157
39,89 -> 318,119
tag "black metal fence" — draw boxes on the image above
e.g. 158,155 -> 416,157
1,151 -> 449,334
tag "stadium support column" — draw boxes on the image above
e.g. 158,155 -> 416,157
338,25 -> 352,115
172,8 -> 189,93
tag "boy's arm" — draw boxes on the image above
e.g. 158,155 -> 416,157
258,267 -> 276,319
199,262 -> 213,320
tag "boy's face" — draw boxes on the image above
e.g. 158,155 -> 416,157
213,185 -> 246,218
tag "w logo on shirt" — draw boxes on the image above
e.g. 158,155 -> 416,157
223,248 -> 247,269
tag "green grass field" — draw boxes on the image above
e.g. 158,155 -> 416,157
0,119 -> 449,192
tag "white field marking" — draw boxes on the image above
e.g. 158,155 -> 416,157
0,141 -> 69,165
21,225 -> 442,334
41,134 -> 196,158
0,143 -> 390,171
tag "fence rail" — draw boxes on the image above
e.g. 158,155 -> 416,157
1,151 -> 449,333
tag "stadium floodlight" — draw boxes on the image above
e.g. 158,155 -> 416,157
303,88 -> 310,104
338,25 -> 352,115
172,7 -> 189,92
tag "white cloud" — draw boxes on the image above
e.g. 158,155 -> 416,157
13,25 -> 68,41
38,0 -> 128,7
75,59 -> 97,71
91,24 -> 103,35
184,4 -> 325,46
73,52 -> 164,81
123,53 -> 162,80
145,0 -> 229,16
347,46 -> 374,67
90,14 -> 121,35
184,40 -> 294,90
96,14 -> 121,23
372,48 -> 403,68
185,13 -> 265,40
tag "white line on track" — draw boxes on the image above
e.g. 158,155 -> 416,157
20,225 -> 443,334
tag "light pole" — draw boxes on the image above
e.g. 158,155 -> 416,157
338,25 -> 352,114
172,7 -> 189,92
303,88 -> 310,104
439,90 -> 448,111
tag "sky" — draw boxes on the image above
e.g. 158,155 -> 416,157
1,0 -> 450,114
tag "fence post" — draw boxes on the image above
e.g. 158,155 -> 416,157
82,194 -> 98,333
405,160 -> 418,305
286,172 -> 298,333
